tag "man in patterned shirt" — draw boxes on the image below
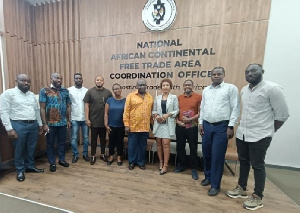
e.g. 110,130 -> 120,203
123,79 -> 153,170
40,73 -> 71,172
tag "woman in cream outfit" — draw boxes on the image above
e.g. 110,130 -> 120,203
152,79 -> 179,175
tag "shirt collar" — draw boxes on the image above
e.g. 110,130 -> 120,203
184,91 -> 194,97
15,86 -> 29,94
51,84 -> 62,90
134,90 -> 148,97
248,80 -> 264,91
209,81 -> 224,89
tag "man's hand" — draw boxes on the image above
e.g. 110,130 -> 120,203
227,128 -> 234,139
7,129 -> 18,139
198,124 -> 204,136
105,126 -> 111,134
39,126 -> 43,135
182,116 -> 192,124
125,126 -> 130,134
67,121 -> 71,129
43,124 -> 50,135
177,120 -> 186,127
86,119 -> 91,127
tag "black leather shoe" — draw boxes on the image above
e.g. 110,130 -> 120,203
90,156 -> 96,165
72,156 -> 79,163
191,169 -> 199,180
139,165 -> 146,170
208,188 -> 220,196
117,161 -> 123,166
59,161 -> 69,167
100,154 -> 108,162
201,179 -> 211,186
173,166 -> 186,173
26,167 -> 44,173
83,155 -> 90,162
50,164 -> 56,172
16,172 -> 25,182
107,159 -> 114,165
129,163 -> 135,170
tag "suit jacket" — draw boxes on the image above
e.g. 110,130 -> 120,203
152,93 -> 179,138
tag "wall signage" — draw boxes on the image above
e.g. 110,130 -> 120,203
142,0 -> 177,31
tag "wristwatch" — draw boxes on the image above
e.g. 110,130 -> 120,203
228,126 -> 234,129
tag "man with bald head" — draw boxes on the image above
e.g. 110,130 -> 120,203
227,64 -> 289,211
83,75 -> 112,165
40,73 -> 71,172
123,79 -> 153,170
1,74 -> 44,182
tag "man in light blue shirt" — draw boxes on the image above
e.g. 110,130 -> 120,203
199,66 -> 240,196
1,74 -> 44,182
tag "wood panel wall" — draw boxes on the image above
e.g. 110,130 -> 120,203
32,0 -> 81,92
80,0 -> 271,97
2,0 -> 34,90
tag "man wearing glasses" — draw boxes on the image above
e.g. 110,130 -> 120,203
174,80 -> 202,180
123,79 -> 153,170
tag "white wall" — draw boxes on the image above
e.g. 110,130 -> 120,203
263,0 -> 300,168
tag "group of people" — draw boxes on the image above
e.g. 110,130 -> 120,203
0,63 -> 289,211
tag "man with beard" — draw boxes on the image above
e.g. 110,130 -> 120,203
174,80 -> 202,180
123,79 -> 153,170
40,73 -> 71,172
227,64 -> 289,211
199,67 -> 240,196
1,74 -> 44,181
68,73 -> 90,163
83,75 -> 112,165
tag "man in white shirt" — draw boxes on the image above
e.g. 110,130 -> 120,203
0,74 -> 44,182
227,64 -> 289,211
199,66 -> 240,196
68,73 -> 90,163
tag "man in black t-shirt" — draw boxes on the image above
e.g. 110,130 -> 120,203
83,75 -> 112,165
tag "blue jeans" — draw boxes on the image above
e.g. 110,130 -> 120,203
202,120 -> 229,189
237,137 -> 272,198
11,120 -> 39,173
71,121 -> 89,157
128,132 -> 149,166
46,126 -> 67,164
